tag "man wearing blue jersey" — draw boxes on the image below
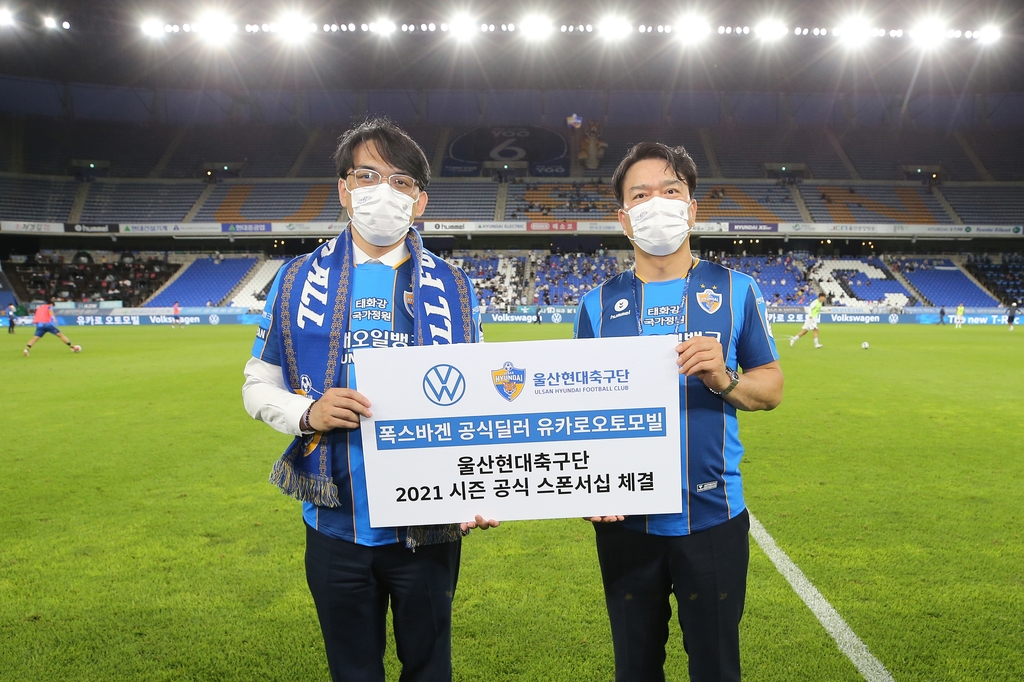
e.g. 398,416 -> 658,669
242,119 -> 495,682
575,142 -> 784,682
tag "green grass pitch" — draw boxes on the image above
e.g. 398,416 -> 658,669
2,322 -> 1022,681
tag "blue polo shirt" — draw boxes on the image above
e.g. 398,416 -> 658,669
575,260 -> 778,536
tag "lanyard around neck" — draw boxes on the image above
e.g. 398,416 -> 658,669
630,258 -> 698,337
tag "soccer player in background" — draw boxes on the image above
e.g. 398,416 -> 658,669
1008,301 -> 1017,331
956,302 -> 966,328
7,302 -> 15,333
171,301 -> 182,328
790,291 -> 827,348
242,118 -> 496,682
575,142 -> 783,682
23,300 -> 80,356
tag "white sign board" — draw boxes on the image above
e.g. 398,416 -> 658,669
354,336 -> 682,527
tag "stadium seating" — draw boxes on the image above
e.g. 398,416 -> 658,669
451,253 -> 527,309
710,127 -> 850,179
9,253 -> 176,306
146,256 -> 258,307
0,175 -> 78,222
966,254 -> 1023,304
23,120 -> 179,178
505,181 -> 616,220
714,255 -> 815,305
418,181 -> 498,221
805,257 -> 915,307
963,131 -> 1024,181
162,125 -> 309,179
195,182 -> 340,223
695,184 -> 804,222
80,181 -> 206,223
232,258 -> 287,312
894,258 -> 998,306
936,186 -> 1024,225
802,184 -> 952,224
534,254 -> 619,305
838,129 -> 979,181
0,267 -> 17,307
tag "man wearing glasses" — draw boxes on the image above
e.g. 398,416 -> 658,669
243,118 -> 496,682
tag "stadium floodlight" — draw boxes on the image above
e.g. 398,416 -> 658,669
0,9 -> 13,27
755,20 -> 787,41
141,19 -> 164,37
675,15 -> 711,44
194,13 -> 236,46
519,14 -> 553,40
836,18 -> 873,46
978,25 -> 1001,44
371,19 -> 396,35
276,13 -> 313,42
910,18 -> 947,49
448,14 -> 475,40
62,20 -> 69,29
598,16 -> 632,40
43,16 -> 57,29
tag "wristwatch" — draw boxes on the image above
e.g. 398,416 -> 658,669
709,367 -> 740,396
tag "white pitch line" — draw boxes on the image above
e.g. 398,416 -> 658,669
749,513 -> 895,682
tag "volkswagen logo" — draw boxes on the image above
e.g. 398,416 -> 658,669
423,364 -> 466,406
888,314 -> 899,324
208,314 -> 220,325
551,312 -> 563,324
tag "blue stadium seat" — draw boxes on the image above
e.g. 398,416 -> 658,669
898,259 -> 998,307
146,257 -> 258,307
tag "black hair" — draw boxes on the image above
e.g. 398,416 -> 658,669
611,142 -> 698,207
333,117 -> 431,190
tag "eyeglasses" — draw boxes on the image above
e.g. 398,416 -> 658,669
347,168 -> 419,195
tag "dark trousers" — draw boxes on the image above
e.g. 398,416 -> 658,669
304,524 -> 461,682
594,510 -> 750,682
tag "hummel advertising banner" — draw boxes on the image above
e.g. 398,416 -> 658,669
354,336 -> 682,527
64,223 -> 119,233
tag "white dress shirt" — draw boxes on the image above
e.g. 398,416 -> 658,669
241,239 -> 411,436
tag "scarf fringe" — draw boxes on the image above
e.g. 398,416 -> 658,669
269,455 -> 341,508
405,523 -> 464,549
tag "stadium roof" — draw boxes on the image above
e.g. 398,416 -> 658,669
0,0 -> 1021,92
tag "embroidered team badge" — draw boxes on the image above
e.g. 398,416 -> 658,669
491,361 -> 525,402
696,289 -> 723,315
404,288 -> 415,316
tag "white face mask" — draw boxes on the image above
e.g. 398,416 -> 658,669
347,183 -> 418,247
624,196 -> 694,256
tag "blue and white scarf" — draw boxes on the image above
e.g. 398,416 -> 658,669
269,227 -> 476,546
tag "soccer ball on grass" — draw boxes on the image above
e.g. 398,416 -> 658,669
861,342 -> 870,349
72,345 -> 82,353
